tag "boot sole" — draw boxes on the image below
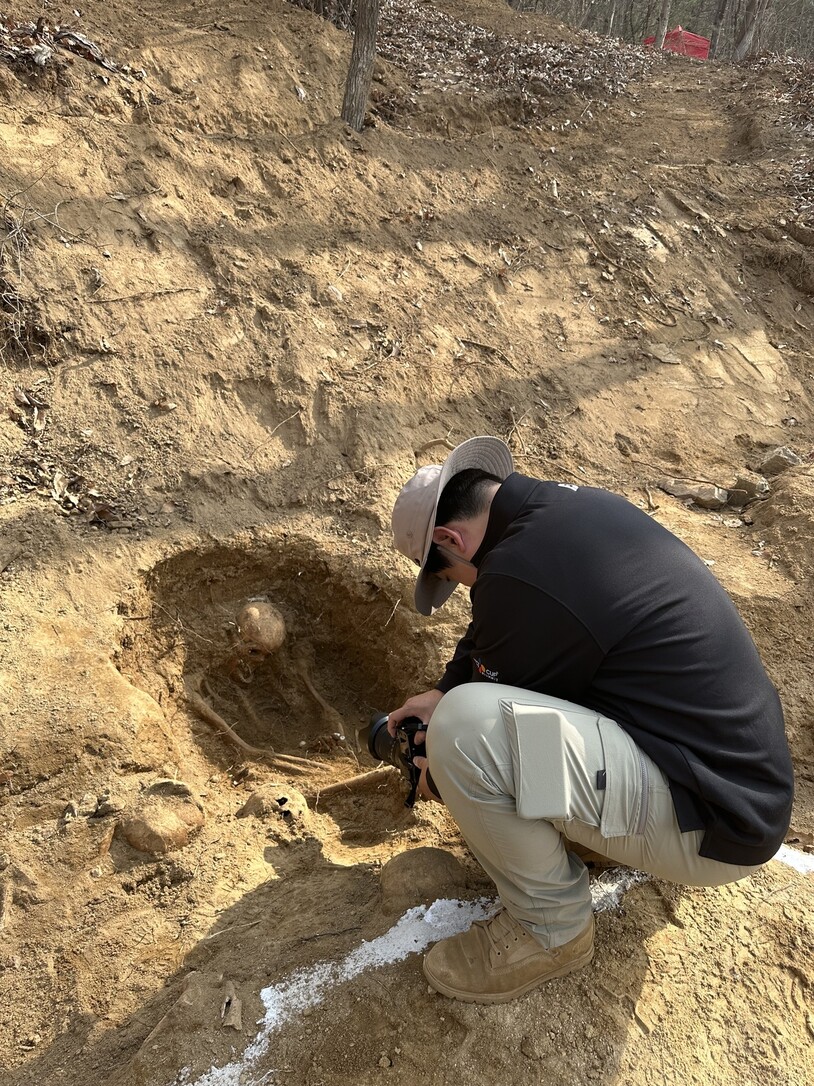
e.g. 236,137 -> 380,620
423,945 -> 594,1005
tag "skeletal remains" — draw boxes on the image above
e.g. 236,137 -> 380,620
187,597 -> 356,775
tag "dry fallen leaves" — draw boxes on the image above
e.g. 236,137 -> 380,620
375,0 -> 657,121
747,54 -> 814,224
0,16 -> 118,70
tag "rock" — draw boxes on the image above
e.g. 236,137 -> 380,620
0,64 -> 21,101
145,779 -> 204,807
117,782 -> 205,855
118,804 -> 204,855
78,792 -> 99,816
105,972 -> 220,1086
657,479 -> 728,510
221,981 -> 243,1031
1,861 -> 46,929
726,471 -> 770,508
757,446 -> 801,476
646,342 -> 681,365
379,847 -> 468,916
11,864 -> 46,906
236,599 -> 286,655
92,790 -> 125,818
521,1034 -> 545,1060
59,818 -> 116,868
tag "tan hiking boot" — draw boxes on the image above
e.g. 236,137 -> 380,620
423,909 -> 594,1004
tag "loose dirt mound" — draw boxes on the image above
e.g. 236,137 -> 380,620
1,2 -> 813,1084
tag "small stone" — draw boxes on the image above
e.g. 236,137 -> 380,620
379,847 -> 469,916
757,446 -> 801,476
520,1034 -> 545,1060
378,1056 -> 392,1068
117,785 -> 205,856
646,342 -> 681,365
118,805 -> 203,855
93,791 -> 125,818
78,792 -> 98,816
324,284 -> 344,305
657,479 -> 728,510
726,472 -> 770,508
145,779 -> 202,807
89,866 -> 103,878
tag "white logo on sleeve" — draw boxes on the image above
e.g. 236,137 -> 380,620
474,658 -> 499,682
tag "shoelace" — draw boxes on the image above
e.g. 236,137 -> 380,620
476,909 -> 528,955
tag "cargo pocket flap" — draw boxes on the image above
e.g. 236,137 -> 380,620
597,716 -> 643,837
500,700 -> 572,820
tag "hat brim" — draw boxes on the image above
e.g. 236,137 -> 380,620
413,436 -> 514,615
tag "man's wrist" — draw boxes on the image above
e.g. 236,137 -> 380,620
435,677 -> 456,694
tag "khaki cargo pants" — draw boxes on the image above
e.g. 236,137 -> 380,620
426,683 -> 758,947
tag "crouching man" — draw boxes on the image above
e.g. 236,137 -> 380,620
388,436 -> 793,1004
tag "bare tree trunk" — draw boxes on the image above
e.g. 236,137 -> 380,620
655,0 -> 672,46
606,0 -> 618,35
341,0 -> 381,131
732,0 -> 762,58
629,0 -> 642,42
751,0 -> 773,52
577,0 -> 594,29
709,0 -> 730,57
643,0 -> 656,40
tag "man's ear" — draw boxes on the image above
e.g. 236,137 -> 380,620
433,526 -> 465,551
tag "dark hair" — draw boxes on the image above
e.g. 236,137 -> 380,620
424,468 -> 502,575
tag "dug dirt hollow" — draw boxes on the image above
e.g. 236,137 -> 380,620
1,2 -> 813,1084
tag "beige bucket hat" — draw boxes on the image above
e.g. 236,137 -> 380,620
391,436 -> 514,615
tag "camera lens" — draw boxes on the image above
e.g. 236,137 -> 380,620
367,713 -> 399,766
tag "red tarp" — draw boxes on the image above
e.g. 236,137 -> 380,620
643,26 -> 711,59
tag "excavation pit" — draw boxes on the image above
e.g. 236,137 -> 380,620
120,532 -> 442,796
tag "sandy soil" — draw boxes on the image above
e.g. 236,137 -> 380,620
1,2 -> 813,1084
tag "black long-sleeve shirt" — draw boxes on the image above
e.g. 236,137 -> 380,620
436,473 -> 794,866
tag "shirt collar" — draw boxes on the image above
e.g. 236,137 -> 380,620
472,473 -> 538,567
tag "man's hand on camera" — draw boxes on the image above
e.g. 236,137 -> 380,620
412,756 -> 444,804
387,688 -> 444,738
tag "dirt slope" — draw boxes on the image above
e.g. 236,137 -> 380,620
1,2 -> 813,1085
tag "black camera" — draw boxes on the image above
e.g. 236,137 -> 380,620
365,712 -> 427,807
